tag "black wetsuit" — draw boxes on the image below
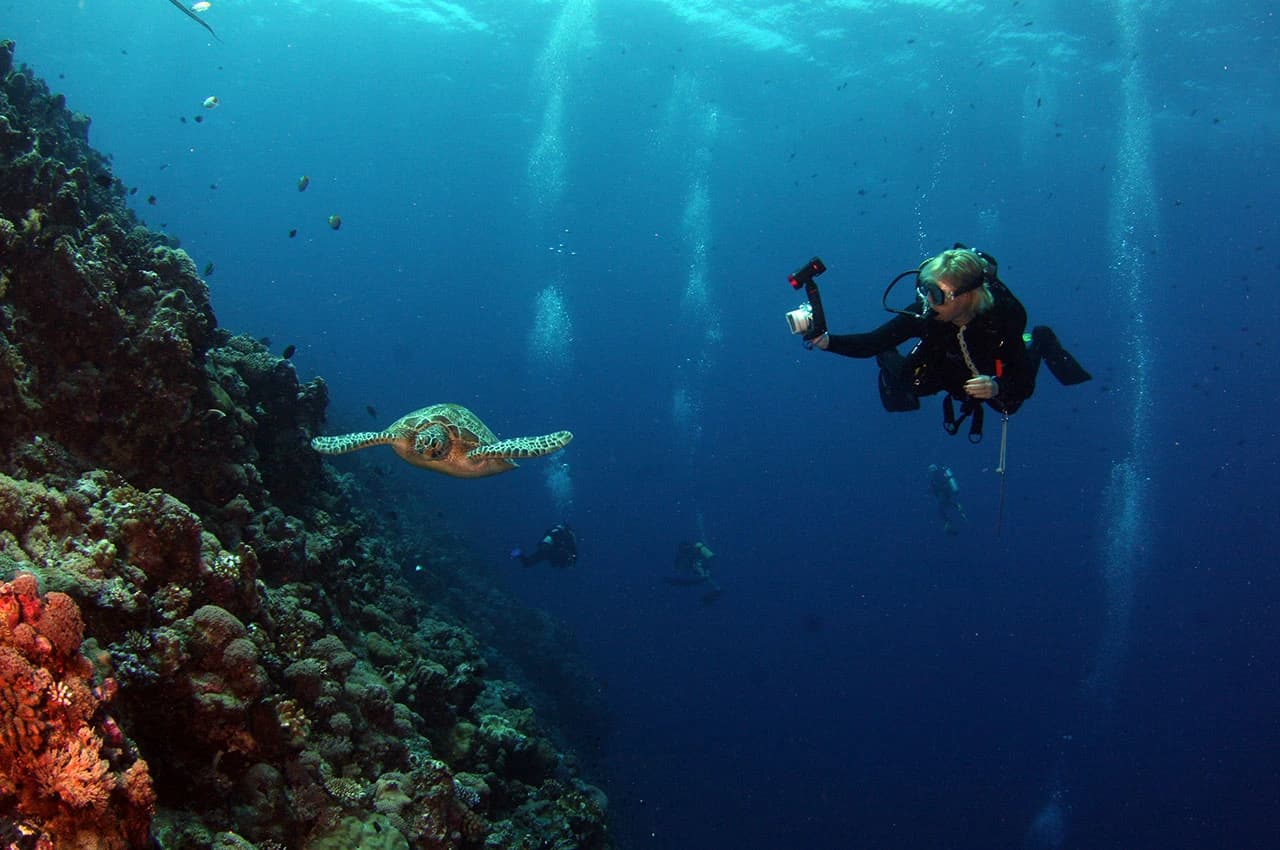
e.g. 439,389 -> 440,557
519,525 -> 578,568
825,283 -> 1035,416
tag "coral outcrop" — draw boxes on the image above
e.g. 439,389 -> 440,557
0,573 -> 156,849
0,38 -> 611,849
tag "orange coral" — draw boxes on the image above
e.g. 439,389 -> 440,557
0,645 -> 47,753
31,726 -> 113,810
0,573 -> 155,848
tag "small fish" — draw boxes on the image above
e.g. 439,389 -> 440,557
259,336 -> 272,347
366,405 -> 378,418
147,195 -> 157,205
282,344 -> 296,359
180,116 -> 187,123
166,0 -> 221,41
203,262 -> 214,276
203,95 -> 219,109
297,175 -> 310,192
194,115 -> 204,123
327,214 -> 342,230
209,183 -> 218,190
191,1 -> 212,11
288,229 -> 298,238
129,187 -> 138,195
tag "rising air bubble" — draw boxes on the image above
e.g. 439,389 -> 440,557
529,284 -> 572,382
544,461 -> 574,516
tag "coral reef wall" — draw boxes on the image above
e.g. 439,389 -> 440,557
0,39 -> 611,850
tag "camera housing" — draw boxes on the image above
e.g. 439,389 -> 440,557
785,303 -> 814,335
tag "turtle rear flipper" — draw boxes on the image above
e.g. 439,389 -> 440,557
470,430 -> 573,460
311,431 -> 396,455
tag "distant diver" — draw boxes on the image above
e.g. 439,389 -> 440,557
928,463 -> 968,535
510,523 -> 578,569
166,0 -> 221,42
666,541 -> 722,604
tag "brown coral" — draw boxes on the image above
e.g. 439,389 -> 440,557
189,603 -> 248,654
34,591 -> 85,661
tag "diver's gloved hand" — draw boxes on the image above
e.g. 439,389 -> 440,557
806,331 -> 830,350
963,375 -> 999,400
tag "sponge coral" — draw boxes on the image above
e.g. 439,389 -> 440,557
0,573 -> 155,849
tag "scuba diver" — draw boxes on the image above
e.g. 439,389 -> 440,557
799,245 -> 1091,440
510,523 -> 578,568
928,463 -> 968,535
665,541 -> 721,604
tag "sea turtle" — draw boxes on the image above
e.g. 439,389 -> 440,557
310,403 -> 572,479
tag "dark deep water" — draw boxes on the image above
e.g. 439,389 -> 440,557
5,0 -> 1278,847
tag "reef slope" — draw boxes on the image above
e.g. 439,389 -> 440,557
0,39 -> 611,850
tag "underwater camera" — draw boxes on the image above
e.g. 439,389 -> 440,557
785,302 -> 816,335
785,256 -> 828,338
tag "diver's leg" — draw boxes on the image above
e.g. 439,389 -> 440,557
1025,334 -> 1045,380
1031,326 -> 1092,385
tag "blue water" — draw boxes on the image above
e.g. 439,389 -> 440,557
6,1 -> 1279,847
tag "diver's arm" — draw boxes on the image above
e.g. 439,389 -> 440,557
989,321 -> 1035,414
822,313 -> 922,359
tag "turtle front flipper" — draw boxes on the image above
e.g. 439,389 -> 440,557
413,423 -> 451,459
311,431 -> 396,455
469,430 -> 573,460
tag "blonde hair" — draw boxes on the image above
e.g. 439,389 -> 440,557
919,249 -> 993,314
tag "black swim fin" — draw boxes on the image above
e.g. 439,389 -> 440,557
1032,326 -> 1092,386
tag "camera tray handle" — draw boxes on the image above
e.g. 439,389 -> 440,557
801,280 -> 827,340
